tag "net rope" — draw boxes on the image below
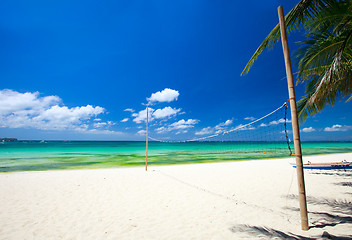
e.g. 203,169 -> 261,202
147,101 -> 293,161
149,101 -> 290,143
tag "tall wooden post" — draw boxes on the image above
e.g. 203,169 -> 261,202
146,106 -> 149,171
278,6 -> 309,231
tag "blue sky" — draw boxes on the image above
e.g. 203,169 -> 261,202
0,0 -> 351,141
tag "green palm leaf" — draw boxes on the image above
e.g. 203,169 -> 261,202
242,0 -> 352,122
241,0 -> 335,76
295,1 -> 352,121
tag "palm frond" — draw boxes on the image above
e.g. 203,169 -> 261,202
306,1 -> 352,34
297,52 -> 352,122
296,20 -> 352,122
296,33 -> 345,82
241,0 -> 335,75
241,0 -> 352,122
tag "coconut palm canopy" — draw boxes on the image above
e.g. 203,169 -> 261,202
242,0 -> 352,122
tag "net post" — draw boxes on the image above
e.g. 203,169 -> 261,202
278,6 -> 309,231
146,106 -> 149,171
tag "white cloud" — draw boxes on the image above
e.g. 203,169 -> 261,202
269,118 -> 286,125
324,124 -> 352,132
94,122 -> 107,128
176,130 -> 188,135
35,105 -> 104,123
0,89 -> 121,134
132,108 -> 154,123
132,106 -> 181,123
153,107 -> 181,119
121,118 -> 129,122
170,119 -> 199,130
244,117 -> 256,121
79,129 -> 123,135
94,118 -> 101,121
281,130 -> 292,134
215,119 -> 233,130
259,118 -> 291,128
0,89 -> 60,115
224,119 -> 233,125
147,88 -> 179,104
301,127 -> 316,133
195,127 -> 213,135
234,124 -> 256,131
93,121 -> 115,128
137,130 -> 146,136
156,126 -> 167,134
124,108 -> 134,112
156,119 -> 199,134
202,119 -> 234,134
185,119 -> 233,136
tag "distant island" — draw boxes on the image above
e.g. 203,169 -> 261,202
1,138 -> 18,142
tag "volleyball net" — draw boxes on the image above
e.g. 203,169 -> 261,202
145,101 -> 293,164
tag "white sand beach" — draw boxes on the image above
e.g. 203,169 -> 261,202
0,153 -> 351,239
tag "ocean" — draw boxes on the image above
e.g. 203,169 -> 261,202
1,141 -> 352,172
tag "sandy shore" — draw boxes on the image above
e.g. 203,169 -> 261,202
0,153 -> 351,239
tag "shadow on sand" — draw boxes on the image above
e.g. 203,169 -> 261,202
230,194 -> 352,239
285,194 -> 352,229
307,170 -> 352,177
287,194 -> 352,215
335,182 -> 352,187
230,225 -> 352,240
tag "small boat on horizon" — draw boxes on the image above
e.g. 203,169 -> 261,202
291,160 -> 352,170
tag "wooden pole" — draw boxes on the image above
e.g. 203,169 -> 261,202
278,6 -> 309,231
146,106 -> 149,171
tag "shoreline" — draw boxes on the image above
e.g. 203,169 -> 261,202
1,151 -> 351,173
0,153 -> 351,239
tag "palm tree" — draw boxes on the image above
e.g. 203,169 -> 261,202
295,1 -> 352,121
241,0 -> 351,122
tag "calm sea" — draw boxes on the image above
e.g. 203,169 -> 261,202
0,141 -> 351,172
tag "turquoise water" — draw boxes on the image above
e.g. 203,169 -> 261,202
0,141 -> 351,172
